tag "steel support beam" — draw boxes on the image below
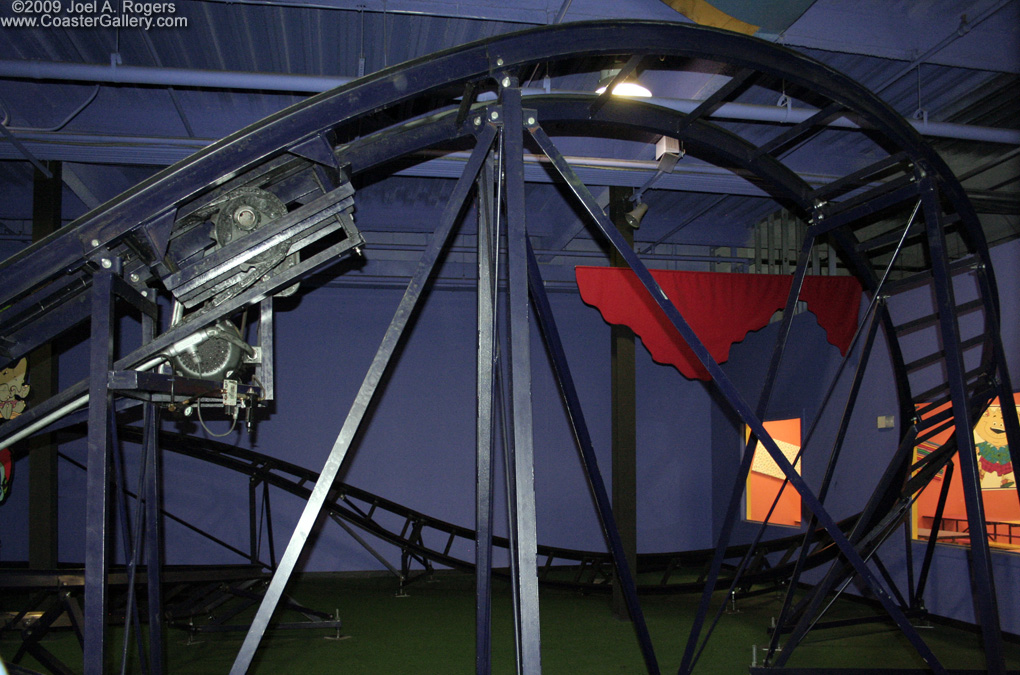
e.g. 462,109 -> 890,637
3,59 -> 1018,142
913,461 -> 955,606
28,160 -> 61,571
257,299 -> 276,401
608,186 -> 638,622
1,21 -> 1012,675
475,152 -> 498,675
683,233 -> 815,671
83,271 -> 115,675
528,122 -> 945,675
918,171 -> 1005,674
229,123 -> 496,674
526,239 -> 660,674
501,80 -> 542,674
768,309 -> 884,664
111,411 -> 149,675
144,402 -> 165,674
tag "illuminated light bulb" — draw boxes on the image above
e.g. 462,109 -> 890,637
595,80 -> 653,97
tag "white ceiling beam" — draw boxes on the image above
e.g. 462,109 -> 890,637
2,61 -> 1017,144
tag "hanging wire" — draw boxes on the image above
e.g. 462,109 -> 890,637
913,65 -> 928,122
523,0 -> 573,89
358,4 -> 367,77
196,400 -> 239,438
2,85 -> 102,133
255,479 -> 267,562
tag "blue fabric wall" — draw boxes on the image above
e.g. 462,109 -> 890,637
0,238 -> 1017,635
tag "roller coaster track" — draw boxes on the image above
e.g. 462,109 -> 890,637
2,19 -> 1018,674
111,426 -> 854,595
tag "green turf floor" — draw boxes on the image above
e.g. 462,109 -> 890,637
3,572 -> 1018,673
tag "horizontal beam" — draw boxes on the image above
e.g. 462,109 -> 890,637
191,0 -> 556,25
0,61 -> 352,94
0,131 -> 825,193
2,61 -> 1017,144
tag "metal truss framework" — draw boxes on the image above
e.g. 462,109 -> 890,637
1,20 -> 1018,675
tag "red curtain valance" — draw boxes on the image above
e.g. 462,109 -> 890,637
575,267 -> 862,380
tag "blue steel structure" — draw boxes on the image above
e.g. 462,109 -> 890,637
1,19 -> 1018,674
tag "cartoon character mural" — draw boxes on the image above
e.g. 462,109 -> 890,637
975,403 -> 1015,490
0,447 -> 11,504
0,358 -> 30,504
0,358 -> 30,421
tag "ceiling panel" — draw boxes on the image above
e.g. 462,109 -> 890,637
0,0 -> 1017,263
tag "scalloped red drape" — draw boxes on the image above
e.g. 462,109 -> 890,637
575,267 -> 862,380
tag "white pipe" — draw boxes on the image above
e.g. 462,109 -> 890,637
0,395 -> 91,449
0,354 -> 167,448
0,60 -> 351,94
619,93 -> 1020,145
1,61 -> 1017,145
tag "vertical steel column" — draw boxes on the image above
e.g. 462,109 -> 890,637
112,280 -> 161,675
120,406 -> 161,675
144,402 -> 165,675
903,519 -> 915,609
113,412 -> 149,675
497,331 -> 525,668
501,78 -> 542,674
608,187 -> 638,623
28,160 -> 61,571
249,477 -> 261,565
263,484 -> 277,569
475,153 -> 498,675
525,241 -> 660,674
754,225 -> 762,274
258,299 -> 275,401
84,271 -> 116,675
230,124 -> 496,675
918,171 -> 1005,674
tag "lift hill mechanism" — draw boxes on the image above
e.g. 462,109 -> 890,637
1,20 -> 1018,675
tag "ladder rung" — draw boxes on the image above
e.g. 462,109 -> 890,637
812,152 -> 911,202
905,335 -> 986,373
894,298 -> 985,336
857,228 -> 924,254
857,213 -> 960,254
823,174 -> 917,222
884,256 -> 978,295
813,178 -> 921,236
912,367 -> 987,406
677,68 -> 758,134
915,418 -> 960,447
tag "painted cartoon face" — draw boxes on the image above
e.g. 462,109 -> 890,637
0,359 -> 30,401
0,359 -> 30,420
975,406 -> 1007,448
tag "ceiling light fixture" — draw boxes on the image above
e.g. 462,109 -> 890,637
596,68 -> 652,98
625,201 -> 649,229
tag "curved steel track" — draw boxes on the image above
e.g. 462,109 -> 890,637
123,426 -> 852,595
2,19 -> 1018,675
